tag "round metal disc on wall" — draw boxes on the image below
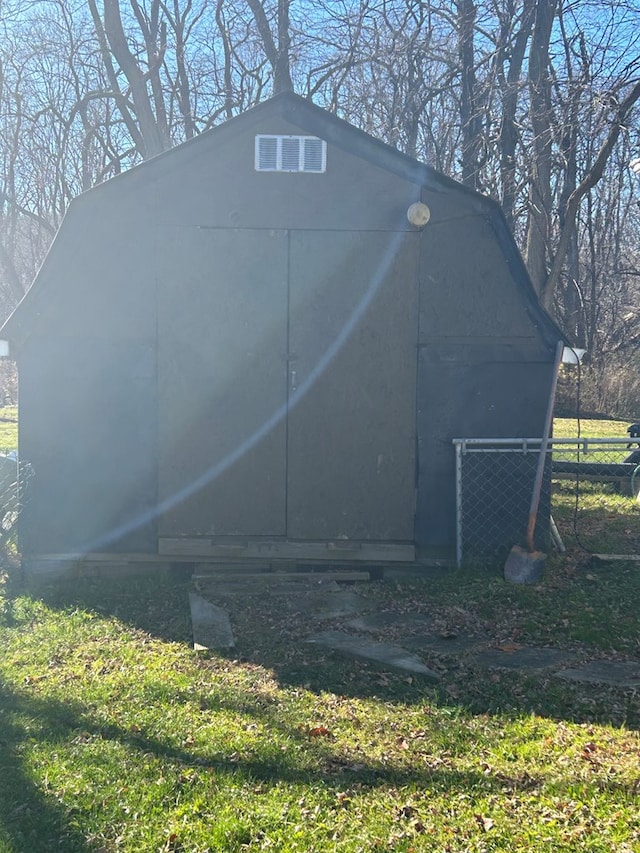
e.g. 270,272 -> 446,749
407,202 -> 431,227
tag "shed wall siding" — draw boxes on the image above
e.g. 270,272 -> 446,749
157,227 -> 289,537
413,214 -> 556,552
19,337 -> 157,554
418,216 -> 547,345
415,356 -> 553,551
148,114 -> 476,233
286,229 -> 418,540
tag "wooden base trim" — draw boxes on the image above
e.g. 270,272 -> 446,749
158,537 -> 415,563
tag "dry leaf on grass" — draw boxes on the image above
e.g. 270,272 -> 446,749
474,814 -> 495,832
495,643 -> 522,653
308,725 -> 333,738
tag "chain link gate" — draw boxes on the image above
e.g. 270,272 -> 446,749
454,437 -> 640,566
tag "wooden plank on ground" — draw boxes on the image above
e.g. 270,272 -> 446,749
34,552 -> 171,563
159,538 -> 415,563
592,554 -> 640,562
192,571 -> 373,583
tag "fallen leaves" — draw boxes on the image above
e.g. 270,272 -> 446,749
160,832 -> 182,852
494,642 -> 522,653
581,740 -> 602,769
393,804 -> 428,840
305,725 -> 333,739
474,814 -> 495,832
396,804 -> 417,819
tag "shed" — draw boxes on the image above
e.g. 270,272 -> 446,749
1,92 -> 563,573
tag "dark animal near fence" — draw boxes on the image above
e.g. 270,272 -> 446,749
627,423 -> 640,449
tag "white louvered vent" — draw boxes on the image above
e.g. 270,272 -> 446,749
255,135 -> 326,173
257,135 -> 278,170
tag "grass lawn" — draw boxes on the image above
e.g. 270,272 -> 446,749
1,561 -> 639,852
552,416 -> 640,555
0,406 -> 17,451
554,417 -> 632,439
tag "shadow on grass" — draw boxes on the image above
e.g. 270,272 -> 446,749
0,675 -> 591,853
16,564 -> 640,733
553,485 -> 640,555
0,683 -> 93,853
2,672 -> 639,853
226,636 -> 640,731
31,568 -> 195,645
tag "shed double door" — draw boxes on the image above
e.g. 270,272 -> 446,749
157,227 -> 417,542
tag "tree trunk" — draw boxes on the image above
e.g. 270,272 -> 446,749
245,0 -> 293,95
498,0 -> 536,228
524,0 -> 558,297
102,0 -> 167,158
457,0 -> 482,190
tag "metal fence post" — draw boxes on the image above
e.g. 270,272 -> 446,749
455,440 -> 463,567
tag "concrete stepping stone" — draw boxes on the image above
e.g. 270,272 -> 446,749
343,612 -> 433,633
555,660 -> 640,689
188,592 -> 235,650
306,630 -> 440,679
404,634 -> 485,656
469,646 -> 578,671
295,590 -> 371,619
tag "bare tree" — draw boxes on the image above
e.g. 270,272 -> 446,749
88,0 -> 169,158
541,77 -> 640,310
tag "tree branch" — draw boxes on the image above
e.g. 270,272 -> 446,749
541,77 -> 640,311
